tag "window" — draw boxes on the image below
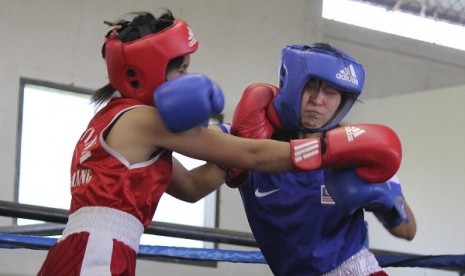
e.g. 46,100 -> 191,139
16,78 -> 218,249
322,0 -> 465,51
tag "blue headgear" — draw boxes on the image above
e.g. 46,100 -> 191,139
273,43 -> 365,132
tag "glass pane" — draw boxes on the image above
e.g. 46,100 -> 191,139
322,0 -> 465,51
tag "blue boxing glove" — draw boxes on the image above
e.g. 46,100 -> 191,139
154,74 -> 224,132
324,169 -> 408,228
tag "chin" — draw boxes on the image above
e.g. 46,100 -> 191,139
301,121 -> 321,129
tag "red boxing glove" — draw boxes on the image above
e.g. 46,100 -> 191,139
291,124 -> 402,183
230,83 -> 281,139
226,83 -> 282,187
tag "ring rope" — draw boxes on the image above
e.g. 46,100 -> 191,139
1,233 -> 464,272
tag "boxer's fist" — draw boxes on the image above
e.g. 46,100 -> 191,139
324,169 -> 408,228
155,74 -> 224,132
291,124 -> 402,183
230,83 -> 281,139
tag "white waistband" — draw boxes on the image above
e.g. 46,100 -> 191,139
323,248 -> 382,276
59,206 -> 144,252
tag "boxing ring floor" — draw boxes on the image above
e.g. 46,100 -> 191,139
0,200 -> 464,275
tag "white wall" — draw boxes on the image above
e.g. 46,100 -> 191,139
347,84 -> 465,276
1,0 -> 464,275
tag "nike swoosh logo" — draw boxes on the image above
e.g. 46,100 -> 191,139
255,188 -> 280,198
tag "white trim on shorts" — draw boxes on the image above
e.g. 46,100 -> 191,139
59,206 -> 144,252
322,248 -> 382,276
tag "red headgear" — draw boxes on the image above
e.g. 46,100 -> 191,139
104,19 -> 199,105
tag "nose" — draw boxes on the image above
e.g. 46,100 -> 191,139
309,89 -> 324,105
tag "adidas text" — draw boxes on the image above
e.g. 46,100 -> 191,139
345,126 -> 365,142
336,64 -> 359,85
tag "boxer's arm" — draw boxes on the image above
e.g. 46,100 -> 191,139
366,177 -> 415,240
385,196 -> 416,240
166,123 -> 231,202
211,123 -> 231,134
108,86 -> 295,173
166,157 -> 226,203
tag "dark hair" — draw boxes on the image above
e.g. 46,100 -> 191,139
92,9 -> 182,106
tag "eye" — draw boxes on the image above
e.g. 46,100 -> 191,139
321,84 -> 341,96
304,80 -> 319,91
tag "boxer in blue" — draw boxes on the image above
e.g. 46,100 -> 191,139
227,43 -> 417,275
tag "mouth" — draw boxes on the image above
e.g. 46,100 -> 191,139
303,110 -> 321,118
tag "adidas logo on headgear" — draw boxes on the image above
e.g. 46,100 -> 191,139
336,64 -> 358,85
187,26 -> 198,47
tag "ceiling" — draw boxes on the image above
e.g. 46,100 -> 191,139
353,0 -> 465,26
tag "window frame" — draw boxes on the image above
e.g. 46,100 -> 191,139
15,77 -> 220,260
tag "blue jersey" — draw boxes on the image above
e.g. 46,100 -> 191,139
239,169 -> 367,276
